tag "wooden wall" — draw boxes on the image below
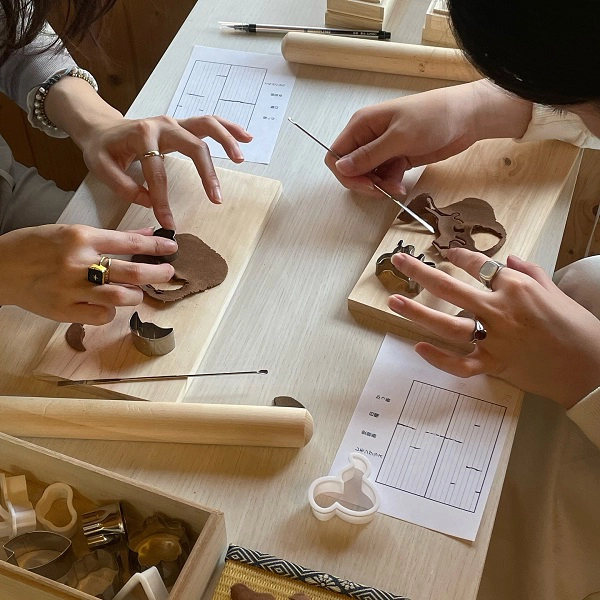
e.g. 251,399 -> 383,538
0,0 -> 197,191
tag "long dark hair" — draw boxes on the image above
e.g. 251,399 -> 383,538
448,0 -> 600,106
0,0 -> 117,63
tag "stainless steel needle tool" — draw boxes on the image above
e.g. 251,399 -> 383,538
287,117 -> 434,233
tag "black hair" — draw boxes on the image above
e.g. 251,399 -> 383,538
447,0 -> 600,106
0,0 -> 117,64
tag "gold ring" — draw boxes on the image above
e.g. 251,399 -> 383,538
141,150 -> 165,160
87,256 -> 111,285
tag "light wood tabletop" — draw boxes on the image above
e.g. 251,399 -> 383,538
0,0 -> 581,599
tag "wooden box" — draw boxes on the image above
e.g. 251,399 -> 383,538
0,432 -> 225,599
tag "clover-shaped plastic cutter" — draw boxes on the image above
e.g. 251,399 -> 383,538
375,239 -> 436,296
308,453 -> 380,524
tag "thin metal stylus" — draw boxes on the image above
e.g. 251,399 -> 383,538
57,369 -> 269,386
287,117 -> 434,233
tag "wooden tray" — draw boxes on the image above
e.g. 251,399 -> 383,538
348,138 -> 580,341
34,157 -> 282,401
0,431 -> 225,599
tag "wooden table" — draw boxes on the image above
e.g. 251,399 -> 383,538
0,0 -> 581,598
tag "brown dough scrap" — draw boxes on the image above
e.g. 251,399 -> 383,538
65,323 -> 86,352
132,233 -> 228,302
231,584 -> 276,600
399,193 -> 507,257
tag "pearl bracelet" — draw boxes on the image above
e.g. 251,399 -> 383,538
26,67 -> 99,138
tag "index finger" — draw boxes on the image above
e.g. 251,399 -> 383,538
391,252 -> 488,315
140,153 -> 175,229
92,229 -> 178,256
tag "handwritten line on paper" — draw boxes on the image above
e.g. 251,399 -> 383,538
167,46 -> 296,165
330,334 -> 520,541
375,381 -> 506,513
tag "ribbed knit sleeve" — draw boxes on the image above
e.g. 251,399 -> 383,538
0,23 -> 77,111
516,104 -> 600,149
567,387 -> 600,450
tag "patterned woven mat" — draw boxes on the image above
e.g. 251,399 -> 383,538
211,545 -> 408,600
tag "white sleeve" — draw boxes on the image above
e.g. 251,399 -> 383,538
567,387 -> 600,450
516,104 -> 600,150
0,23 -> 78,111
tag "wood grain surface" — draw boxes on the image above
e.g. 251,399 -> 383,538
349,138 -> 580,340
34,158 -> 281,401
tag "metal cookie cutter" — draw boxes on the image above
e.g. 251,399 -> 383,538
0,474 -> 37,540
64,550 -> 121,599
35,483 -> 78,539
130,311 -> 175,357
113,566 -> 169,600
308,453 -> 380,525
82,503 -> 127,551
375,240 -> 436,296
3,531 -> 76,580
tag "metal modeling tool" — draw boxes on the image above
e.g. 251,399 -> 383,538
308,452 -> 380,524
64,550 -> 121,599
56,369 -> 268,386
130,312 -> 176,357
375,239 -> 436,296
35,482 -> 78,538
287,117 -> 435,233
82,503 -> 127,551
3,531 -> 76,580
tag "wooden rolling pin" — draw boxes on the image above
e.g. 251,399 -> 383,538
281,32 -> 481,82
0,397 -> 313,448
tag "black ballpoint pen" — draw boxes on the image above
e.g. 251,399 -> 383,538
219,22 -> 391,40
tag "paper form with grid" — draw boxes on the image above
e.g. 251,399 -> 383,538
330,334 -> 520,540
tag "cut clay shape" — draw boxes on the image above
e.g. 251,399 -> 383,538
398,193 -> 507,257
308,453 -> 380,524
231,583 -> 275,600
65,323 -> 86,352
132,233 -> 228,302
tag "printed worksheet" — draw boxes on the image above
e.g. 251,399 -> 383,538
167,46 -> 296,164
331,334 -> 521,540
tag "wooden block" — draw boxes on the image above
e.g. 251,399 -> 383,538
348,139 -> 580,341
0,432 -> 225,599
34,157 -> 282,401
422,0 -> 457,48
326,0 -> 386,21
325,10 -> 383,28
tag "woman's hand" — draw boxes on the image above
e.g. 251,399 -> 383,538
326,80 -> 532,198
0,224 -> 177,325
388,248 -> 600,409
80,114 -> 252,230
44,76 -> 253,230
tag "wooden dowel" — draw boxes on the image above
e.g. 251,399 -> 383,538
281,32 -> 481,82
0,397 -> 313,448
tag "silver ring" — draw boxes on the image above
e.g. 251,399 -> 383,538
478,260 -> 505,290
141,150 -> 164,160
470,319 -> 487,343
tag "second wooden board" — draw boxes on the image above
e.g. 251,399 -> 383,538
35,157 -> 281,401
348,138 -> 579,341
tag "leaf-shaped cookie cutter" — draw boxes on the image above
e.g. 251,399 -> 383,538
375,239 -> 436,296
308,453 -> 380,524
130,311 -> 175,357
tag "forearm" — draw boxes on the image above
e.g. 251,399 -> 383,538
43,76 -> 122,148
467,79 -> 533,141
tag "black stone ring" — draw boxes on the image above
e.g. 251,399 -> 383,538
470,318 -> 487,343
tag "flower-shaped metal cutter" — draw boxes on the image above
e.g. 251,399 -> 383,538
375,240 -> 436,296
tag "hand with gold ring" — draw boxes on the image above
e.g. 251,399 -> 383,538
387,247 -> 600,409
0,223 -> 178,325
70,113 -> 252,230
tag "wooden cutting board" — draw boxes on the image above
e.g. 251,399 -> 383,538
348,138 -> 580,341
35,156 -> 281,401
